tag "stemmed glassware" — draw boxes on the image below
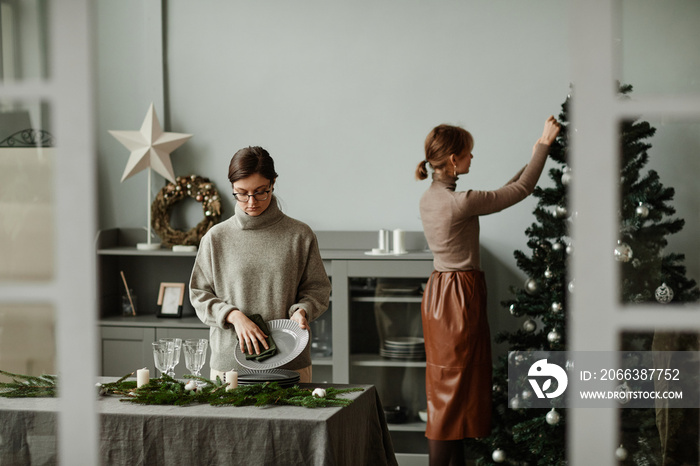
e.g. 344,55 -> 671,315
152,341 -> 174,378
159,338 -> 182,377
183,339 -> 208,382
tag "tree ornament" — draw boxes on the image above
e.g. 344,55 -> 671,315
521,389 -> 533,400
492,448 -> 506,463
615,382 -> 631,405
614,240 -> 633,262
568,279 -> 575,293
552,241 -> 563,252
635,202 -> 649,218
510,395 -> 521,409
547,329 -> 561,343
312,388 -> 327,398
523,319 -> 536,333
184,380 -> 197,391
551,302 -> 562,313
525,278 -> 539,295
615,444 -> 628,461
545,408 -> 560,425
566,243 -> 574,255
555,205 -> 569,218
655,283 -> 674,304
509,303 -> 518,315
561,167 -> 572,186
544,267 -> 553,279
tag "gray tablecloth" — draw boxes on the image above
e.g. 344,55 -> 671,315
0,381 -> 397,466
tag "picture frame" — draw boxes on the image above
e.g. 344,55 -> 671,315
157,282 -> 185,318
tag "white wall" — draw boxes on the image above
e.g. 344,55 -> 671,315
96,0 -> 699,280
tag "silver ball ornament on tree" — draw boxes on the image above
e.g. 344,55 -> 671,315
615,444 -> 628,461
555,205 -> 569,218
548,329 -> 561,343
525,278 -> 539,295
568,279 -> 575,293
509,303 -> 518,315
523,319 -> 537,333
655,283 -> 674,304
552,241 -> 563,252
635,202 -> 649,218
566,243 -> 574,255
492,448 -> 506,463
544,267 -> 553,279
561,167 -> 572,186
551,302 -> 562,313
545,408 -> 560,425
614,240 -> 633,262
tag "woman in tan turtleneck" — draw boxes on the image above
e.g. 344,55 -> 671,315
416,116 -> 560,465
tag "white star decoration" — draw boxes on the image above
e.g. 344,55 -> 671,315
109,103 -> 192,183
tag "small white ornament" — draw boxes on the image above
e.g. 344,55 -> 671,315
555,205 -> 569,218
544,268 -> 553,279
568,279 -> 575,293
655,283 -> 674,304
635,202 -> 649,218
614,240 -> 633,263
548,329 -> 561,343
546,408 -> 560,425
552,242 -> 563,252
492,448 -> 506,463
561,167 -> 572,186
312,388 -> 327,398
185,380 -> 197,391
523,319 -> 536,333
521,389 -> 533,400
551,302 -> 562,313
509,303 -> 518,315
525,278 -> 539,295
566,243 -> 574,255
510,395 -> 521,409
615,444 -> 628,461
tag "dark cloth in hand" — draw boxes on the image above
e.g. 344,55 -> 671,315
243,314 -> 278,361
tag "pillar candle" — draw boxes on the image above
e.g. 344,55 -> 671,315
226,370 -> 238,389
393,229 -> 406,254
136,368 -> 150,388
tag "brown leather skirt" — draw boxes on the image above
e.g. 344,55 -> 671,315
421,270 -> 492,440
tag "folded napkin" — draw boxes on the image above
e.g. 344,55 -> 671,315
243,314 -> 278,362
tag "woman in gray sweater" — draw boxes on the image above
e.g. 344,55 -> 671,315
189,146 -> 331,383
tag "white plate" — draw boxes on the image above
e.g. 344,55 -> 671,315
237,369 -> 300,385
234,319 -> 310,370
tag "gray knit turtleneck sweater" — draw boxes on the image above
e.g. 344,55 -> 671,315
189,196 -> 331,371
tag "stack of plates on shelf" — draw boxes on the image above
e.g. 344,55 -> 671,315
237,369 -> 301,388
380,337 -> 426,361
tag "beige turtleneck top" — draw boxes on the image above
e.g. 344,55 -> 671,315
419,143 -> 550,272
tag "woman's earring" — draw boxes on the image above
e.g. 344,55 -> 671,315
453,164 -> 458,177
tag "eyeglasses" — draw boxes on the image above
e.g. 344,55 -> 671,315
232,190 -> 271,202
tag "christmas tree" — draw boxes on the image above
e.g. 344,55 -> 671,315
474,84 -> 700,466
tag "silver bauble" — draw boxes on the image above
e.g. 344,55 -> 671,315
523,319 -> 536,333
551,302 -> 562,313
568,279 -> 575,293
552,242 -> 563,252
492,448 -> 506,463
566,243 -> 574,255
544,268 -> 553,279
561,168 -> 572,186
545,408 -> 560,425
635,202 -> 649,218
525,278 -> 539,295
548,329 -> 561,343
509,303 -> 518,315
614,241 -> 633,262
510,396 -> 521,409
615,445 -> 628,461
555,205 -> 568,218
521,389 -> 533,400
655,283 -> 674,304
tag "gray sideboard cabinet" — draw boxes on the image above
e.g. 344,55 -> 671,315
98,228 -> 434,465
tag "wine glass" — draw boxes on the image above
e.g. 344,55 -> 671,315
152,341 -> 174,378
159,338 -> 182,377
183,339 -> 208,382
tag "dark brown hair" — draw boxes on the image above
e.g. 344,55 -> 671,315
228,146 -> 279,184
415,124 -> 473,180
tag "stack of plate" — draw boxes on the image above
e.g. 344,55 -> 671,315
237,369 -> 300,388
380,337 -> 425,361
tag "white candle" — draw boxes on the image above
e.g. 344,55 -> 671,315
136,368 -> 150,388
226,370 -> 238,389
393,229 -> 406,254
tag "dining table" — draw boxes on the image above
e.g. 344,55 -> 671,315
0,379 -> 398,466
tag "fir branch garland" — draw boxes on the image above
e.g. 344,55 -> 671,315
0,370 -> 57,398
1,370 -> 362,409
